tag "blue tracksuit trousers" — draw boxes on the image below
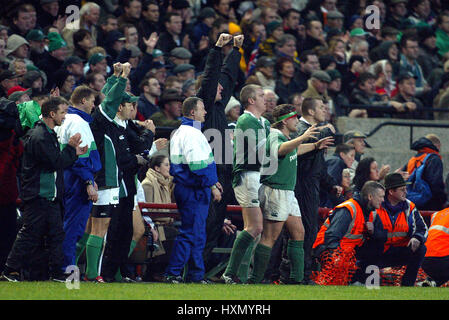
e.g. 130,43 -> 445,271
62,174 -> 92,269
165,184 -> 211,282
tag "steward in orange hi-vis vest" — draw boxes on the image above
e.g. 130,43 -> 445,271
422,208 -> 449,286
355,173 -> 428,286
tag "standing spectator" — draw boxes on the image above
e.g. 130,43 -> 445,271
54,85 -> 101,271
221,84 -> 271,284
417,26 -> 442,81
164,96 -> 221,283
245,56 -> 276,91
36,0 -> 59,29
301,70 -> 331,102
1,96 -> 87,282
370,59 -> 396,99
403,134 -> 446,211
325,143 -> 356,187
326,69 -> 348,119
259,20 -> 284,58
139,0 -> 161,43
291,97 -> 342,284
97,15 -> 119,48
26,29 -> 46,65
301,20 -> 326,52
72,29 -> 94,61
9,5 -> 32,38
0,98 -> 23,275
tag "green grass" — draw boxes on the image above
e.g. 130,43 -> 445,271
1,282 -> 449,300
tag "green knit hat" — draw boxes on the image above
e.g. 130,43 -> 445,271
47,32 -> 67,52
121,92 -> 139,103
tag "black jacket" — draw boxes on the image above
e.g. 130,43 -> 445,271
198,46 -> 241,164
36,51 -> 64,91
20,121 -> 78,202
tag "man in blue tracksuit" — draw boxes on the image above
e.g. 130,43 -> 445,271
165,96 -> 222,283
55,85 -> 102,270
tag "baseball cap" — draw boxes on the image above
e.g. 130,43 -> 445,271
105,30 -> 126,46
89,53 -> 106,65
26,29 -> 46,41
121,92 -> 139,103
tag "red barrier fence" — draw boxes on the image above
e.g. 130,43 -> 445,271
138,202 -> 435,219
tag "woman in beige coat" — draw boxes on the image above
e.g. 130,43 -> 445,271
142,155 -> 174,205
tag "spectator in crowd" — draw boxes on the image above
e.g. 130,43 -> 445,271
72,29 -> 94,62
224,95 -> 241,124
0,70 -> 19,98
7,86 -> 31,105
302,70 -> 331,103
150,88 -> 183,127
326,69 -> 348,119
53,69 -> 76,100
8,5 -> 32,39
5,35 -> 32,67
370,59 -> 396,99
62,56 -> 85,88
36,32 -> 68,91
325,143 -> 356,187
87,53 -> 108,78
26,29 -> 46,65
245,56 -> 276,91
352,156 -> 392,195
355,173 -> 428,287
262,88 -> 278,123
259,20 -> 284,58
392,72 -> 424,119
22,70 -> 46,97
403,134 -> 446,211
97,15 -> 119,48
139,0 -> 161,42
164,96 -> 221,283
62,2 -> 100,56
36,0 -> 59,29
294,50 -> 320,94
274,34 -> 298,63
118,0 -> 142,29
2,96 -> 87,282
138,76 -> 161,120
384,0 -> 408,30
302,19 -> 326,52
436,10 -> 449,59
422,207 -> 449,286
433,73 -> 449,120
157,12 -> 188,54
275,57 -> 301,104
417,26 -> 442,81
142,154 -> 174,204
181,78 -> 196,98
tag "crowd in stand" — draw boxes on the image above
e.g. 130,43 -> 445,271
1,0 -> 449,286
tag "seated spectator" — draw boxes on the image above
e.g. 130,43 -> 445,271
301,70 -> 331,102
36,32 -> 68,91
352,156 -> 390,196
325,143 -> 356,189
0,70 -> 19,98
294,50 -> 320,94
433,72 -> 449,120
326,69 -> 348,119
259,20 -> 284,58
150,88 -> 183,127
327,38 -> 348,75
141,154 -> 174,204
245,56 -> 276,91
86,53 -> 108,78
9,59 -> 27,81
72,29 -> 94,61
436,10 -> 449,59
349,72 -> 404,118
62,2 -> 100,55
370,59 -> 396,99
5,34 -> 33,67
181,79 -> 196,98
97,14 -> 119,48
7,85 -> 32,105
288,93 -> 304,116
118,0 -> 142,29
168,47 -> 192,69
164,76 -> 183,94
137,76 -> 161,120
156,12 -> 188,55
62,56 -> 85,87
417,26 -> 442,81
274,57 -> 301,104
85,72 -> 106,100
26,29 -> 46,65
104,30 -> 126,62
172,64 -> 195,82
406,0 -> 435,26
22,70 -> 46,97
224,95 -> 241,124
122,24 -> 140,49
302,19 -> 326,52
392,72 -> 424,119
53,69 -> 75,100
274,34 -> 298,63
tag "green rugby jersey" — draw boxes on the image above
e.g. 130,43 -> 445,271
232,111 -> 271,187
261,128 -> 297,191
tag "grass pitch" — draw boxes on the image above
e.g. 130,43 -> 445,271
1,282 -> 448,300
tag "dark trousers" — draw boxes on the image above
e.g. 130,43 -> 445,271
6,198 -> 65,276
422,256 -> 449,286
356,241 -> 427,286
203,164 -> 234,270
0,203 -> 18,273
295,185 -> 320,281
101,195 -> 134,279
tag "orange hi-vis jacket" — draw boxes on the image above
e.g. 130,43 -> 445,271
313,199 -> 377,251
425,208 -> 449,257
375,200 -> 416,252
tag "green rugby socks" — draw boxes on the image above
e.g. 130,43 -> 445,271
85,235 -> 104,280
75,232 -> 90,265
224,230 -> 254,277
248,243 -> 272,284
287,240 -> 304,283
